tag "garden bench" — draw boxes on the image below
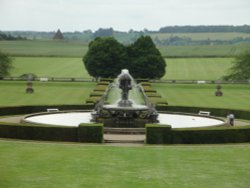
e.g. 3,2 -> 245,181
198,111 -> 210,116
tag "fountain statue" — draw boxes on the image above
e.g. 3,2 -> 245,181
117,69 -> 133,107
92,69 -> 158,127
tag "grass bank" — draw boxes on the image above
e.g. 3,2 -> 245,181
0,81 -> 95,106
153,83 -> 250,111
0,140 -> 249,188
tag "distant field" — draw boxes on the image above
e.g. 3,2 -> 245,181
158,43 -> 250,57
9,57 -> 232,80
153,83 -> 250,111
150,32 -> 250,41
0,81 -> 95,106
1,40 -> 250,57
0,40 -> 88,57
10,57 -> 89,78
164,58 -> 232,80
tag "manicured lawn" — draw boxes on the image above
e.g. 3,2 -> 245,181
10,57 -> 90,78
9,57 -> 232,81
163,58 -> 232,80
0,81 -> 95,106
0,140 -> 249,188
153,83 -> 250,110
1,82 -> 250,111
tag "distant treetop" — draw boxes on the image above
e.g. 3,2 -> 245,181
53,29 -> 64,40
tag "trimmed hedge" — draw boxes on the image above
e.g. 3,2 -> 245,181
78,123 -> 103,143
146,124 -> 172,144
0,122 -> 78,142
172,126 -> 250,144
0,104 -> 94,116
156,105 -> 250,120
146,124 -> 250,144
0,122 -> 104,143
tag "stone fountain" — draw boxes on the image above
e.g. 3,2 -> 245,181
92,69 -> 158,127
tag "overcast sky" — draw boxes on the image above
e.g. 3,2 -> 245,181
0,0 -> 250,32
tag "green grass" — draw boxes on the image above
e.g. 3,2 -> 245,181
0,40 -> 88,57
0,140 -> 249,188
10,57 -> 90,78
9,57 -> 232,80
1,82 -> 249,111
163,58 -> 232,80
1,40 -> 250,58
0,81 -> 95,106
158,43 -> 250,57
153,83 -> 250,110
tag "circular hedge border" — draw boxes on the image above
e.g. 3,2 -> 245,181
0,104 -> 249,144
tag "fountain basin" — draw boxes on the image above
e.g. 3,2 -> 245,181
23,111 -> 225,128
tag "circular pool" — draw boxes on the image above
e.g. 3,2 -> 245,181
23,112 -> 225,128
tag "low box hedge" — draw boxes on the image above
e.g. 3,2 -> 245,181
146,124 -> 172,144
172,126 -> 250,144
0,104 -> 94,116
156,105 -> 250,120
78,123 -> 103,143
0,122 -> 78,142
146,123 -> 250,144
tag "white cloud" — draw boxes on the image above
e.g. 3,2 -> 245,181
0,0 -> 249,31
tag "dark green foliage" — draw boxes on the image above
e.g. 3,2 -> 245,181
127,36 -> 166,78
223,52 -> 250,80
53,29 -> 64,40
156,105 -> 250,120
0,104 -> 94,116
172,126 -> 250,144
83,36 -> 166,79
93,28 -> 114,38
0,122 -> 78,142
0,32 -> 26,40
83,37 -> 128,78
78,123 -> 103,143
146,123 -> 250,144
146,124 -> 172,144
0,51 -> 13,78
159,25 -> 250,33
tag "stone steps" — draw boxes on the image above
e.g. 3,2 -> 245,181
104,127 -> 145,135
104,134 -> 145,144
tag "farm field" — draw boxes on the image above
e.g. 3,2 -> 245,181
1,40 -> 250,57
153,83 -> 250,111
10,57 -> 89,78
0,40 -> 88,57
0,81 -> 95,106
9,57 -> 232,80
0,140 -> 249,188
163,58 -> 232,80
150,32 -> 250,41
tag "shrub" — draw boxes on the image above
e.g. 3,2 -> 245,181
0,122 -> 78,142
78,123 -> 103,143
146,124 -> 172,144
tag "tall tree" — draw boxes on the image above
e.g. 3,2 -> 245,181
53,29 -> 64,40
83,37 -> 128,78
127,36 -> 166,78
223,52 -> 250,80
83,36 -> 166,79
0,51 -> 13,78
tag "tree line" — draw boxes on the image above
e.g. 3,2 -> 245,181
158,25 -> 250,33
